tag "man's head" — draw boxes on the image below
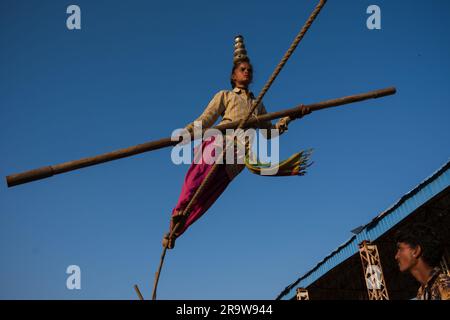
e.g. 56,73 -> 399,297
230,58 -> 253,89
395,223 -> 443,272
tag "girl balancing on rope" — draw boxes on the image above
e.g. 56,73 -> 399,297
163,35 -> 312,249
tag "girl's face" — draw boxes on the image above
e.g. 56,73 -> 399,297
232,62 -> 253,88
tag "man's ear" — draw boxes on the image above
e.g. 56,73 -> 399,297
412,245 -> 423,259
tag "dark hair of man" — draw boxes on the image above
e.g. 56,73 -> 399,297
395,223 -> 443,268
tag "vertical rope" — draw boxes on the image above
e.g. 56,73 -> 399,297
151,0 -> 327,300
152,245 -> 168,300
241,0 -> 327,127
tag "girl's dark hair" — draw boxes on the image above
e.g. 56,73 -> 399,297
230,57 -> 253,88
395,223 -> 444,267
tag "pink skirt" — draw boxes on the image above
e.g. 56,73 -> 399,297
170,135 -> 231,237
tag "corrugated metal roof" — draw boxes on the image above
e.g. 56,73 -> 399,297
277,159 -> 450,300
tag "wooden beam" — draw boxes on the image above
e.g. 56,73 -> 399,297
5,87 -> 396,187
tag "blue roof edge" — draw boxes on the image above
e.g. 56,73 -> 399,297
277,159 -> 450,300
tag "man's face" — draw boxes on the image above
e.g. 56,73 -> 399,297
395,242 -> 419,272
233,62 -> 253,87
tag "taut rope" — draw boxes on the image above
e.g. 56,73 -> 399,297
150,0 -> 327,300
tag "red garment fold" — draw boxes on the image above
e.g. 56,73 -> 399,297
170,136 -> 231,237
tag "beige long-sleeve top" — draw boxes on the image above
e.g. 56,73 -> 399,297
185,87 -> 279,180
185,87 -> 273,131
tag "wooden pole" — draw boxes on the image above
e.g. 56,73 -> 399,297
133,284 -> 144,300
5,87 -> 396,188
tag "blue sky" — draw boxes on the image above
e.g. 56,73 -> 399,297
1,0 -> 449,299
